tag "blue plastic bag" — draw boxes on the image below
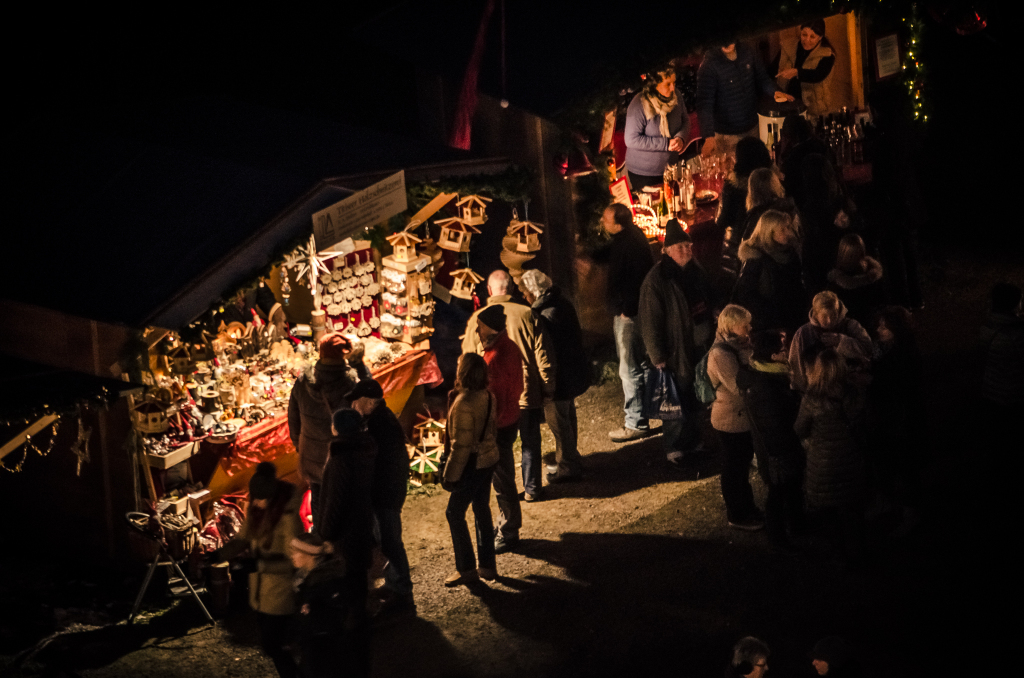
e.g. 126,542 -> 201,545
643,368 -> 684,420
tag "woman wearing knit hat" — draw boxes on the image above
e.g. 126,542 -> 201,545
213,462 -> 303,677
287,332 -> 361,520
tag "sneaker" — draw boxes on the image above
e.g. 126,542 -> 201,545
444,570 -> 479,587
477,567 -> 498,581
728,515 -> 765,531
608,427 -> 650,443
494,532 -> 519,554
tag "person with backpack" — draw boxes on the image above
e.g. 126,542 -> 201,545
706,304 -> 763,531
789,291 -> 872,393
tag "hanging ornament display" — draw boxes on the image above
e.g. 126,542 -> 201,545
449,268 -> 484,300
499,209 -> 544,283
380,230 -> 435,344
71,413 -> 92,476
435,217 -> 481,253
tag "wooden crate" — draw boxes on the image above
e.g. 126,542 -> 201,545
146,440 -> 199,469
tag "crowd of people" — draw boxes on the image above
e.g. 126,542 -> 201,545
199,65 -> 1024,675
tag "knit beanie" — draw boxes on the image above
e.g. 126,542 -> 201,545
249,461 -> 278,500
477,305 -> 507,333
318,332 -> 351,365
663,219 -> 692,248
332,408 -> 363,438
348,378 -> 384,401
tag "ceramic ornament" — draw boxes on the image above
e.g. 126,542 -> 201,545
369,309 -> 381,329
328,281 -> 338,294
320,272 -> 332,285
360,294 -> 373,307
327,303 -> 343,316
331,268 -> 343,281
342,266 -> 353,278
359,274 -> 372,286
340,301 -> 351,314
366,282 -> 380,296
357,315 -> 372,337
333,291 -> 344,303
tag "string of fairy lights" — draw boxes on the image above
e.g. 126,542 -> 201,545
902,2 -> 927,122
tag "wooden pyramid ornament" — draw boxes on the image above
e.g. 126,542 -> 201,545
435,217 -> 481,253
456,194 -> 492,226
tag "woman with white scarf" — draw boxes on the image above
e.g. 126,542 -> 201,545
624,65 -> 691,191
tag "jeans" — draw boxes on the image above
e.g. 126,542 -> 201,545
492,424 -> 522,538
544,399 -> 584,476
519,407 -> 544,496
373,508 -> 412,595
613,314 -> 650,431
445,464 -> 497,573
715,430 -> 759,522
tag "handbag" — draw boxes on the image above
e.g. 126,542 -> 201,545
440,392 -> 493,491
643,367 -> 684,421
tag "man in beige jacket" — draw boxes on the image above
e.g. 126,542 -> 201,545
463,270 -> 555,505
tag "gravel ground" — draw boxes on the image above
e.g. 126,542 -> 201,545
4,246 -> 1020,678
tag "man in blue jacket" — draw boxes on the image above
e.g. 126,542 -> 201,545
696,40 -> 792,158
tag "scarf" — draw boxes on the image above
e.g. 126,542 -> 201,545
641,89 -> 678,140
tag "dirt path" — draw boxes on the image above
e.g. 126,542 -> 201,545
10,247 -> 1020,678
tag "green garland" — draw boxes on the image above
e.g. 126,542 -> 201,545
185,165 -> 535,335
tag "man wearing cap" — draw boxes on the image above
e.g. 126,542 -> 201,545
349,379 -> 415,615
463,270 -> 554,507
639,220 -> 712,467
466,303 -> 526,553
288,332 -> 359,519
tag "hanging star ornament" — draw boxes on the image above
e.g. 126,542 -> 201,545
71,415 -> 92,476
293,235 -> 333,305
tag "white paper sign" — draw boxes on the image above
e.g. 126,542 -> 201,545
313,171 -> 407,249
875,34 -> 901,81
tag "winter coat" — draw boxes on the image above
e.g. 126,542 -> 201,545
294,556 -> 348,642
288,362 -> 358,483
780,138 -> 831,207
624,89 -> 691,177
826,257 -> 888,328
737,360 -> 804,485
217,481 -> 303,615
799,199 -> 859,295
317,432 -> 377,572
365,401 -> 410,511
532,286 -> 591,401
980,312 -> 1024,406
444,389 -> 500,483
707,332 -> 754,433
482,331 -> 525,428
638,256 -> 697,386
794,389 -> 866,510
789,302 -> 873,392
593,227 -> 655,318
733,240 -> 808,334
777,40 -> 836,117
463,295 -> 554,409
696,43 -> 779,137
718,175 -> 750,277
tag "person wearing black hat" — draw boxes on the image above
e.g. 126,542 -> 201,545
639,219 -> 718,467
349,379 -> 415,615
213,462 -> 302,677
316,407 -> 377,678
463,270 -> 553,506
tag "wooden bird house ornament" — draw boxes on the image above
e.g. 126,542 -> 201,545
435,217 -> 481,253
386,230 -> 422,264
456,194 -> 492,226
508,219 -> 544,253
449,268 -> 484,300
